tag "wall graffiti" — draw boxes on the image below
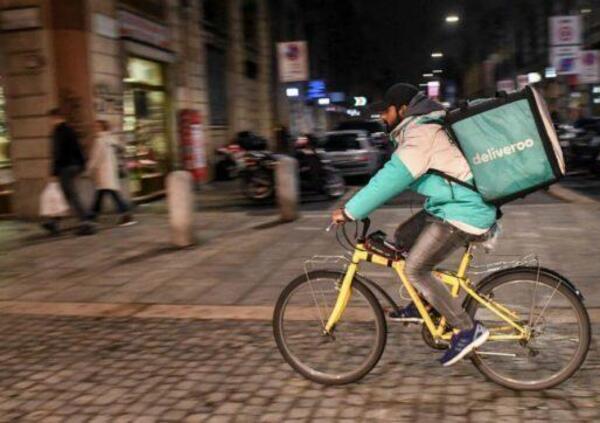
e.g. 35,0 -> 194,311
94,83 -> 123,115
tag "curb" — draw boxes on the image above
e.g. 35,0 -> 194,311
547,185 -> 600,205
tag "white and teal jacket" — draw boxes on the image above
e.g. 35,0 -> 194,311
344,107 -> 497,235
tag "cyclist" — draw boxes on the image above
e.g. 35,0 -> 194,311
331,83 -> 494,366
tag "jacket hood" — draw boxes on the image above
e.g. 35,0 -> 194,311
404,92 -> 445,117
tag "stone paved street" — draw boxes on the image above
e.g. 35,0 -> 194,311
0,314 -> 598,423
0,183 -> 599,421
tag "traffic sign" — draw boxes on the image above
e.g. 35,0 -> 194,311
549,46 -> 581,75
353,96 -> 367,107
277,41 -> 309,82
549,16 -> 582,46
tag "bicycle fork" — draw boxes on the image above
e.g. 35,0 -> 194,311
323,254 -> 361,334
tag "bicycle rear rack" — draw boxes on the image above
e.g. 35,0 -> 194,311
468,253 -> 540,275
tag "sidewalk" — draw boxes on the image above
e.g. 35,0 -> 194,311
1,194 -> 600,310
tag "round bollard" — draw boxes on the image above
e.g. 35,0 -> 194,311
276,156 -> 299,222
166,171 -> 195,247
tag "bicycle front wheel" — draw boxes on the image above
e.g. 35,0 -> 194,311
273,270 -> 387,385
466,270 -> 591,390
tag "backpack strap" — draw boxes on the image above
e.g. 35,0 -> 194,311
426,169 -> 477,192
426,169 -> 503,220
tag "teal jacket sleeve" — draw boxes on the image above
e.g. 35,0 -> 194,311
344,154 -> 415,220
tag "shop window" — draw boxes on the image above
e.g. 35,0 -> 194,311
0,84 -> 9,168
123,57 -> 170,197
206,45 -> 227,126
125,57 -> 164,87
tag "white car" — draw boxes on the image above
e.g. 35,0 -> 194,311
318,130 -> 382,177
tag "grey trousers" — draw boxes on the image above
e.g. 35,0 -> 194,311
395,211 -> 475,331
58,165 -> 90,222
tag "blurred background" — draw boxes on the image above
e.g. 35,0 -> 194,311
1,0 -> 600,217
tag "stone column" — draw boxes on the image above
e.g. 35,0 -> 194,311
0,0 -> 58,218
170,0 -> 211,172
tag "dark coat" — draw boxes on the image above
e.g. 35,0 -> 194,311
52,122 -> 85,176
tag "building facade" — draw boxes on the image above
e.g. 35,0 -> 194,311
0,0 -> 274,218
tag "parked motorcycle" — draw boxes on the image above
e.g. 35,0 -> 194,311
239,150 -> 278,201
214,132 -> 269,181
556,119 -> 600,172
239,148 -> 346,202
555,123 -> 582,169
214,144 -> 245,181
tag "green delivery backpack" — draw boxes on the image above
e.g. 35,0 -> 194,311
443,86 -> 565,205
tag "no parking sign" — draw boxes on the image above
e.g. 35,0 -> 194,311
549,16 -> 582,46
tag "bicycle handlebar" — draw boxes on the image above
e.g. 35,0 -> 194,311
325,218 -> 371,252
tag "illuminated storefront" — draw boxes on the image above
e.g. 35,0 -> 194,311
123,57 -> 171,197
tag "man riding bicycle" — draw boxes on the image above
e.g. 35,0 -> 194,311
331,83 -> 495,366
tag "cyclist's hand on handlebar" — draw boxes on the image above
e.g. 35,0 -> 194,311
331,208 -> 348,224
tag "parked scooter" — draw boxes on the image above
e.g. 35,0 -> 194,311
239,149 -> 279,201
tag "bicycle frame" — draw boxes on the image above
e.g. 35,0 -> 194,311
324,243 -> 530,342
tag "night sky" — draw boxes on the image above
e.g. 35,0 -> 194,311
300,0 -> 466,100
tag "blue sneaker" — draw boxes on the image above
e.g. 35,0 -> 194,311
440,322 -> 489,367
388,302 -> 423,323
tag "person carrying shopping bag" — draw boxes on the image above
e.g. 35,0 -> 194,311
87,120 -> 137,226
41,108 -> 95,236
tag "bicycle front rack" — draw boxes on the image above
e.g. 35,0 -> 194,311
303,255 -> 351,284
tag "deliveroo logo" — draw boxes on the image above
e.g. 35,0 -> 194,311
472,138 -> 535,165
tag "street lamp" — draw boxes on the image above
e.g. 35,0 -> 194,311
445,15 -> 459,23
433,69 -> 443,74
431,52 -> 443,58
423,73 -> 434,78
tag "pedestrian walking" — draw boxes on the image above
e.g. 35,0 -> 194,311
41,108 -> 95,236
87,120 -> 136,226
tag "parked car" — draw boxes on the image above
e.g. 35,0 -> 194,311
334,120 -> 390,167
317,130 -> 382,177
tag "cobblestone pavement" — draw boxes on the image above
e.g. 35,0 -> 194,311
0,314 -> 598,423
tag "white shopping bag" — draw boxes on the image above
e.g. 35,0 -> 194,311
39,182 -> 70,217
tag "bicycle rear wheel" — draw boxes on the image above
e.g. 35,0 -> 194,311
465,270 -> 591,390
273,270 -> 387,385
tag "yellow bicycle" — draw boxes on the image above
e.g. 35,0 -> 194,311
273,218 -> 591,390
